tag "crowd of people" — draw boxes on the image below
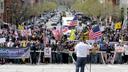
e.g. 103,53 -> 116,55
0,10 -> 128,65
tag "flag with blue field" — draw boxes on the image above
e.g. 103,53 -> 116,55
70,15 -> 78,26
89,25 -> 102,40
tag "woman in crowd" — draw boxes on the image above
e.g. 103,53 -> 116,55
44,44 -> 51,63
90,43 -> 99,64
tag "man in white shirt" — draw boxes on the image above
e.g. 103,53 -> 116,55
74,40 -> 91,72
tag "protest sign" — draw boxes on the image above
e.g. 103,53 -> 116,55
0,47 -> 30,59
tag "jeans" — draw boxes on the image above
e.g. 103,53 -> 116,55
116,53 -> 122,64
52,52 -> 56,63
56,53 -> 63,63
91,54 -> 98,63
40,43 -> 44,50
97,53 -> 102,64
76,57 -> 87,72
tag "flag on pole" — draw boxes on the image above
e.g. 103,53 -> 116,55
63,27 -> 69,32
69,15 -> 78,26
52,28 -> 62,41
18,25 -> 24,30
89,25 -> 102,40
69,29 -> 76,41
115,22 -> 122,30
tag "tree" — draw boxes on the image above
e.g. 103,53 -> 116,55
28,2 -> 57,16
10,0 -> 28,25
72,0 -> 102,16
10,1 -> 57,25
57,0 -> 76,8
72,0 -> 121,18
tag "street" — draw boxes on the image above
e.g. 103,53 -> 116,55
1,0 -> 128,72
0,64 -> 128,72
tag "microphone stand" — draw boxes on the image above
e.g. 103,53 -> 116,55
89,51 -> 92,72
89,50 -> 92,72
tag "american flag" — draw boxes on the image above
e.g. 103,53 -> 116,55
63,27 -> 69,33
69,15 -> 78,26
89,25 -> 102,40
52,28 -> 62,41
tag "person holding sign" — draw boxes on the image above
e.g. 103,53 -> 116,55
115,43 -> 125,64
90,43 -> 99,64
44,44 -> 51,63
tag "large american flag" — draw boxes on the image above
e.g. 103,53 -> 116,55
89,25 -> 102,40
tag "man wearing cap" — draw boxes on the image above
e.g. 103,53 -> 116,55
74,40 -> 91,72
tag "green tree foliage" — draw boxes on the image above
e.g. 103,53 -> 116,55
72,0 -> 121,18
9,0 -> 57,25
11,0 -> 27,25
28,2 -> 57,16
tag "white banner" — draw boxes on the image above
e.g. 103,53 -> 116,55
115,46 -> 125,53
0,0 -> 4,13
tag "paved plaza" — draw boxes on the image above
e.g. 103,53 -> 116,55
0,64 -> 128,72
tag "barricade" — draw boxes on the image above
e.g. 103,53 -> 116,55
0,48 -> 126,64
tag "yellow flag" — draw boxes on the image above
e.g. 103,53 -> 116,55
84,31 -> 89,40
18,25 -> 24,30
69,29 -> 76,41
115,22 -> 121,30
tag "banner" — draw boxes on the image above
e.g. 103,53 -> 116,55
115,46 -> 125,53
0,48 -> 30,59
